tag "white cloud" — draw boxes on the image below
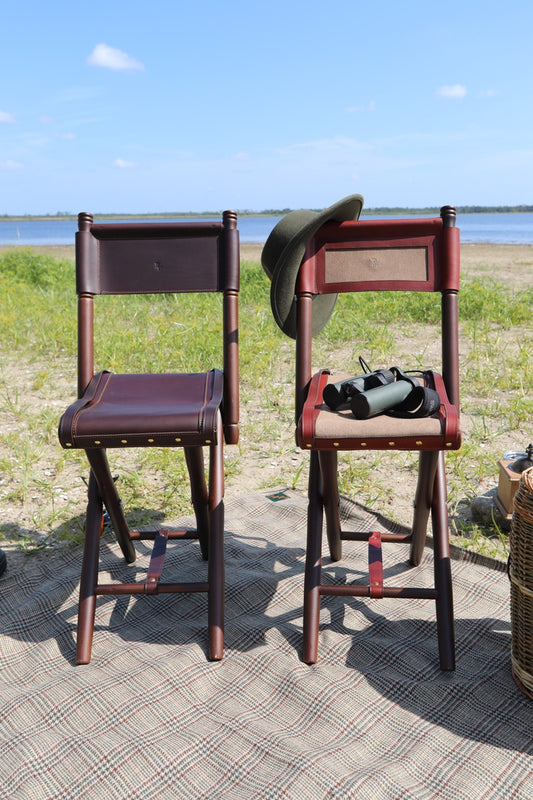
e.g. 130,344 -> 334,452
276,136 -> 372,161
87,43 -> 145,71
0,160 -> 23,170
113,158 -> 137,168
0,111 -> 17,123
437,84 -> 467,99
54,87 -> 101,103
346,100 -> 376,113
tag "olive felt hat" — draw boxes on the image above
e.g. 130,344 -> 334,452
261,194 -> 364,338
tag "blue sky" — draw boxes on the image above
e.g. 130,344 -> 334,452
1,0 -> 531,215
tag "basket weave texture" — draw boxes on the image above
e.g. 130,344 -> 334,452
509,466 -> 533,698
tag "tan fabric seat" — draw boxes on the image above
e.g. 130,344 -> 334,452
299,370 -> 459,451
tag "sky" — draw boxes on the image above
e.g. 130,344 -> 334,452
1,0 -> 532,215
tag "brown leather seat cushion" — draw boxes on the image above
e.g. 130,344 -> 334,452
59,369 -> 223,449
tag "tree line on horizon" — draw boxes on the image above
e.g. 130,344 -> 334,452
2,204 -> 533,220
262,204 -> 533,216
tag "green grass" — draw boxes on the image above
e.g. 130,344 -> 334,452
1,247 -> 531,557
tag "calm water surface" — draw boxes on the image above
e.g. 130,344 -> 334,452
2,212 -> 533,246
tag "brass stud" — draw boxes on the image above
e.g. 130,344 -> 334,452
446,442 -> 452,447
175,437 -> 182,443
388,441 -> 395,446
416,440 -> 423,446
306,444 -> 312,448
205,439 -> 212,444
121,439 -> 127,444
360,442 -> 367,447
94,440 -> 101,445
148,438 -> 154,443
333,442 -> 339,447
66,443 -> 72,447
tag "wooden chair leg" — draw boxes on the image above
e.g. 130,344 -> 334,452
77,471 -> 103,665
303,452 -> 324,665
185,446 -> 210,560
207,414 -> 224,660
319,450 -> 342,562
410,451 -> 439,566
85,448 -> 136,564
432,453 -> 455,671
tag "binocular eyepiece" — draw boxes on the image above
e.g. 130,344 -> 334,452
322,368 -> 395,410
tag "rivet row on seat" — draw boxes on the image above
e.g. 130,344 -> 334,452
66,436 -> 217,446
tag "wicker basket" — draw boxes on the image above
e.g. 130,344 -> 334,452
509,466 -> 533,699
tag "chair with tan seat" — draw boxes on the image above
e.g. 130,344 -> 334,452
265,204 -> 461,669
59,211 -> 239,664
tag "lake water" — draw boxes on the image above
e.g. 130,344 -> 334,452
1,212 -> 533,246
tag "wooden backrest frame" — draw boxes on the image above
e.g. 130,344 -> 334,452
295,206 -> 460,419
75,211 -> 239,440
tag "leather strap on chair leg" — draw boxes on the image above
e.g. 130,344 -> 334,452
145,530 -> 169,594
368,531 -> 383,598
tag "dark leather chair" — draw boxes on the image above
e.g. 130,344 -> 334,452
59,211 -> 239,664
294,206 -> 461,669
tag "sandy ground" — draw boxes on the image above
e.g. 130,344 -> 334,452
1,241 -> 532,573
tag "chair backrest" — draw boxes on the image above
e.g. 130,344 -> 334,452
75,211 -> 239,440
295,205 -> 460,416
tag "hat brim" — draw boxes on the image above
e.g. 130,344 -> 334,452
264,195 -> 363,338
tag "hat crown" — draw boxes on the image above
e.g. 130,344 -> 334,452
261,209 -> 318,279
260,194 -> 364,337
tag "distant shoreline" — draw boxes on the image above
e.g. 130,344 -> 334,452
2,206 -> 533,222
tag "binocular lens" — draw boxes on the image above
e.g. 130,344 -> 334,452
323,373 -> 366,408
322,382 -> 347,409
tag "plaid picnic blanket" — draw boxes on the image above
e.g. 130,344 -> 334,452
1,490 -> 531,799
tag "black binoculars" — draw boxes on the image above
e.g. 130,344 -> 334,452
323,365 -> 422,420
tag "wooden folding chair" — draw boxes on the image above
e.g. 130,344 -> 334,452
294,206 -> 461,669
59,211 -> 239,663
